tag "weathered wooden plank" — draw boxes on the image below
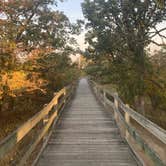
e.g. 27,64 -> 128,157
37,78 -> 138,166
91,80 -> 166,166
119,100 -> 166,144
18,110 -> 58,166
19,87 -> 75,165
98,83 -> 166,145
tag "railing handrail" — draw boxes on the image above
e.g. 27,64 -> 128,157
90,79 -> 166,166
0,82 -> 76,162
91,80 -> 166,144
119,99 -> 166,144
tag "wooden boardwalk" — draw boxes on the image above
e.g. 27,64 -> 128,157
37,78 -> 138,166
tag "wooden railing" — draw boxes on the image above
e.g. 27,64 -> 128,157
0,82 -> 76,166
90,80 -> 166,166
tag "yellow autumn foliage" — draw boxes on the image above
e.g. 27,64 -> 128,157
0,71 -> 45,98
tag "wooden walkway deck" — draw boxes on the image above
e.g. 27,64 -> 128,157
37,78 -> 138,166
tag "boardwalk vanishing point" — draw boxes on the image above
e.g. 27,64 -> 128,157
37,78 -> 138,166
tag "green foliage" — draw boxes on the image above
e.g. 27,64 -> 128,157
35,52 -> 79,90
145,46 -> 166,109
82,0 -> 166,114
0,0 -> 81,113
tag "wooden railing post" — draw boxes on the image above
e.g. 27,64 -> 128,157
103,91 -> 106,106
43,104 -> 49,124
114,94 -> 126,138
90,80 -> 166,166
114,93 -> 119,122
95,86 -> 98,95
63,88 -> 67,104
125,104 -> 130,140
0,83 -> 76,165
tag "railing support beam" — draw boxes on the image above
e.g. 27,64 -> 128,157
89,79 -> 166,166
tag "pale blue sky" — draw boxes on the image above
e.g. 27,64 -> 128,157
56,0 -> 87,51
57,0 -> 84,23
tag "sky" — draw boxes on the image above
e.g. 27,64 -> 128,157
57,0 -> 84,23
57,0 -> 87,53
56,0 -> 166,54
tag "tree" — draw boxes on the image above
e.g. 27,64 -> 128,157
82,0 -> 166,112
0,0 -> 80,112
146,46 -> 166,110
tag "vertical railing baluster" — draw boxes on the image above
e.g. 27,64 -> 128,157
103,91 -> 106,106
125,104 -> 130,140
114,93 -> 119,123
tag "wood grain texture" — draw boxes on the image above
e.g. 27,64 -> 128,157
37,78 -> 138,166
91,80 -> 166,166
94,81 -> 166,145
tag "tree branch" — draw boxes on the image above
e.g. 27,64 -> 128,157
149,40 -> 166,46
149,26 -> 166,39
